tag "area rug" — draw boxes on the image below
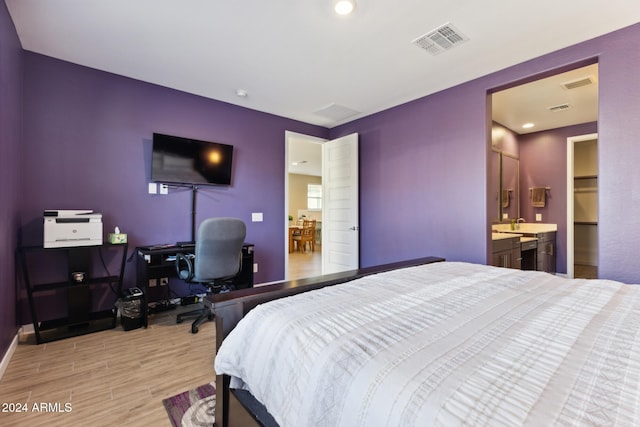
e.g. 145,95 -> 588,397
162,382 -> 216,427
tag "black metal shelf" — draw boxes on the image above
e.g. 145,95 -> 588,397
36,310 -> 116,343
31,275 -> 121,293
18,243 -> 128,344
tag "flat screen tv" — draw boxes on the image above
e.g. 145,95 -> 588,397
151,133 -> 234,186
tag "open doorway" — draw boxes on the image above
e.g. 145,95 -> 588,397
490,62 -> 599,275
567,133 -> 599,278
284,131 -> 360,280
285,132 -> 325,280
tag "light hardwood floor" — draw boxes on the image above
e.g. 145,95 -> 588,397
0,250 -> 323,427
0,307 -> 216,426
288,245 -> 322,280
575,264 -> 598,279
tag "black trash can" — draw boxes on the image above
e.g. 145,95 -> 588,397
117,287 -> 144,331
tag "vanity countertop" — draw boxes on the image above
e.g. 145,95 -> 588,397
520,236 -> 538,243
492,232 -> 522,241
492,223 -> 557,234
492,233 -> 538,244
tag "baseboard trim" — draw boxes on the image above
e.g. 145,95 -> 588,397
0,332 -> 19,381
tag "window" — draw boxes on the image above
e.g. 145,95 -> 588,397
307,184 -> 322,210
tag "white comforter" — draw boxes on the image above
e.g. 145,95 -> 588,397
214,262 -> 640,426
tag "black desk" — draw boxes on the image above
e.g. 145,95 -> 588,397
135,243 -> 254,327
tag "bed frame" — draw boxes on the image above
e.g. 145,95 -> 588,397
210,256 -> 445,427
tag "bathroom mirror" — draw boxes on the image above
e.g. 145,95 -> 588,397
501,153 -> 520,220
491,150 -> 520,222
491,150 -> 501,221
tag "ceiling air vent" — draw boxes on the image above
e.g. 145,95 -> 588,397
548,103 -> 571,112
313,103 -> 360,122
561,76 -> 595,90
412,23 -> 469,56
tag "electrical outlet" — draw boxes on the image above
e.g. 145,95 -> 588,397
149,279 -> 157,287
253,263 -> 258,273
160,184 -> 168,195
160,277 -> 169,286
536,213 -> 542,222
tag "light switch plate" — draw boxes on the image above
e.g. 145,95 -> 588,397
536,213 -> 542,222
502,213 -> 508,219
252,212 -> 263,222
148,183 -> 157,194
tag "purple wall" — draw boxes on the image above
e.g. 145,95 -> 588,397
0,2 -> 23,358
330,83 -> 489,267
330,23 -> 640,283
6,19 -> 640,336
519,122 -> 598,274
19,53 -> 327,323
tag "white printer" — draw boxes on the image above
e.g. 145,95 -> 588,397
43,210 -> 103,248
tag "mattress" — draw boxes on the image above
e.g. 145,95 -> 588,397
214,262 -> 640,426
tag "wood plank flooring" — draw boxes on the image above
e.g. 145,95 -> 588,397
0,251 -> 323,426
575,264 -> 598,279
0,307 -> 216,426
288,245 -> 322,280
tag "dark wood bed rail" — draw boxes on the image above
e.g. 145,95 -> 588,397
210,256 -> 445,427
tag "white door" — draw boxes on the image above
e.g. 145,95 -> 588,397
322,133 -> 359,274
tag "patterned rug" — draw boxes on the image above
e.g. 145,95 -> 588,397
162,382 -> 216,427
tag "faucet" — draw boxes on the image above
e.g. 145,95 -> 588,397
516,218 -> 526,230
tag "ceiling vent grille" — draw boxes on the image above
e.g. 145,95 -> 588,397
313,103 -> 360,122
548,103 -> 571,112
561,76 -> 595,90
412,23 -> 469,56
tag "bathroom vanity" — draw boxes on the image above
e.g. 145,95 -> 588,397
491,224 -> 557,274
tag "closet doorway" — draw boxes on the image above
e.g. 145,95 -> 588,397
567,134 -> 599,278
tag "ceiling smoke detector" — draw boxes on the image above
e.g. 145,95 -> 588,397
412,22 -> 469,56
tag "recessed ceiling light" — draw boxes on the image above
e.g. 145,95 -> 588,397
334,0 -> 356,15
236,89 -> 248,98
522,123 -> 535,129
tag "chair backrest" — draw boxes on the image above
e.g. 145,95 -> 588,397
193,217 -> 246,282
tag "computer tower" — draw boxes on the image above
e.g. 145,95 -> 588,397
232,244 -> 254,290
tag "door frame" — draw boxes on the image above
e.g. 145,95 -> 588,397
284,131 -> 327,280
566,132 -> 598,278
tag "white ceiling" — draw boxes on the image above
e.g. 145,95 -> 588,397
288,134 -> 323,176
289,62 -> 601,178
493,63 -> 599,135
6,1 -> 639,129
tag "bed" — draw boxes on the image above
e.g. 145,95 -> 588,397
211,258 -> 640,427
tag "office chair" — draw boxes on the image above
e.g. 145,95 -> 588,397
175,217 -> 246,333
